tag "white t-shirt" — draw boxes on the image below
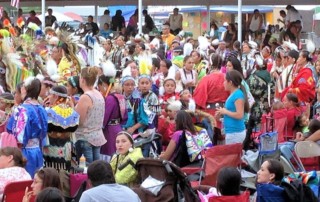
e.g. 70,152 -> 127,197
99,15 -> 111,28
80,184 -> 141,202
287,9 -> 302,23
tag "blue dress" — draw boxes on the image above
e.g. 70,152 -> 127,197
7,103 -> 48,177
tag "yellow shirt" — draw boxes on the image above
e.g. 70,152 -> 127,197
162,33 -> 175,48
58,57 -> 79,84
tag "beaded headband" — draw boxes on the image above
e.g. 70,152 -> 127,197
121,76 -> 135,86
117,131 -> 134,147
138,74 -> 151,81
0,97 -> 14,104
49,89 -> 68,98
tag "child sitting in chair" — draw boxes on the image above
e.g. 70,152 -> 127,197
195,167 -> 243,198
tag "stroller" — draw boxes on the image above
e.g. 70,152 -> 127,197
134,132 -> 162,158
132,158 -> 199,202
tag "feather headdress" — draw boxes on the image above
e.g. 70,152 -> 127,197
122,65 -> 132,78
57,30 -> 82,73
24,76 -> 36,87
36,74 -> 45,82
183,43 -> 193,57
197,36 -> 209,56
306,39 -> 316,53
101,60 -> 116,78
167,100 -> 182,111
46,58 -> 60,82
282,41 -> 298,51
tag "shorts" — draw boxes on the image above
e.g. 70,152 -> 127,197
225,130 -> 246,145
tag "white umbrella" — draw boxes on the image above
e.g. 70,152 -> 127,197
38,12 -> 74,23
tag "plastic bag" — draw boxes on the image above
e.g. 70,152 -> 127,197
141,175 -> 165,196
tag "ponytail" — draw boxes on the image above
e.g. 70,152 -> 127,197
240,84 -> 250,113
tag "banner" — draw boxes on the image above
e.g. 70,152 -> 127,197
11,0 -> 19,9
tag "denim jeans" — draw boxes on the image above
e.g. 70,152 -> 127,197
75,140 -> 100,164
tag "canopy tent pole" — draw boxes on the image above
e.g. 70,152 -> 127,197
138,0 -> 143,34
207,5 -> 211,32
237,0 -> 242,42
41,0 -> 45,30
94,4 -> 98,24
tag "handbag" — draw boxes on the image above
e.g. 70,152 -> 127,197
185,129 -> 213,162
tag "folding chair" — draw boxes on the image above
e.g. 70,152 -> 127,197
201,143 -> 243,187
294,141 -> 320,171
280,155 -> 295,174
260,109 -> 288,143
208,190 -> 250,202
258,132 -> 280,167
2,180 -> 33,202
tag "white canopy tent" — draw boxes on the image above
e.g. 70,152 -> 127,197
1,0 -> 317,40
3,0 -> 317,6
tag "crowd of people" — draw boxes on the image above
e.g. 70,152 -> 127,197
0,4 -> 319,202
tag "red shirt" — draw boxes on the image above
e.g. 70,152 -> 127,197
194,72 -> 229,109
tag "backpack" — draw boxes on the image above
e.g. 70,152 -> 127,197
172,130 -> 192,167
280,180 -> 318,202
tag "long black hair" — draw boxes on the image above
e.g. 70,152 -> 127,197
266,159 -> 284,185
175,110 -> 196,134
227,57 -> 243,76
225,70 -> 249,113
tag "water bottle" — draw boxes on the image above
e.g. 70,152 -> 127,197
79,154 -> 86,169
220,118 -> 225,135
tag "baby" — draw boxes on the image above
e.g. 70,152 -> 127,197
272,100 -> 285,111
295,117 -> 320,144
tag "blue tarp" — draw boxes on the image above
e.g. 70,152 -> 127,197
108,5 -> 136,21
152,6 -> 273,17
